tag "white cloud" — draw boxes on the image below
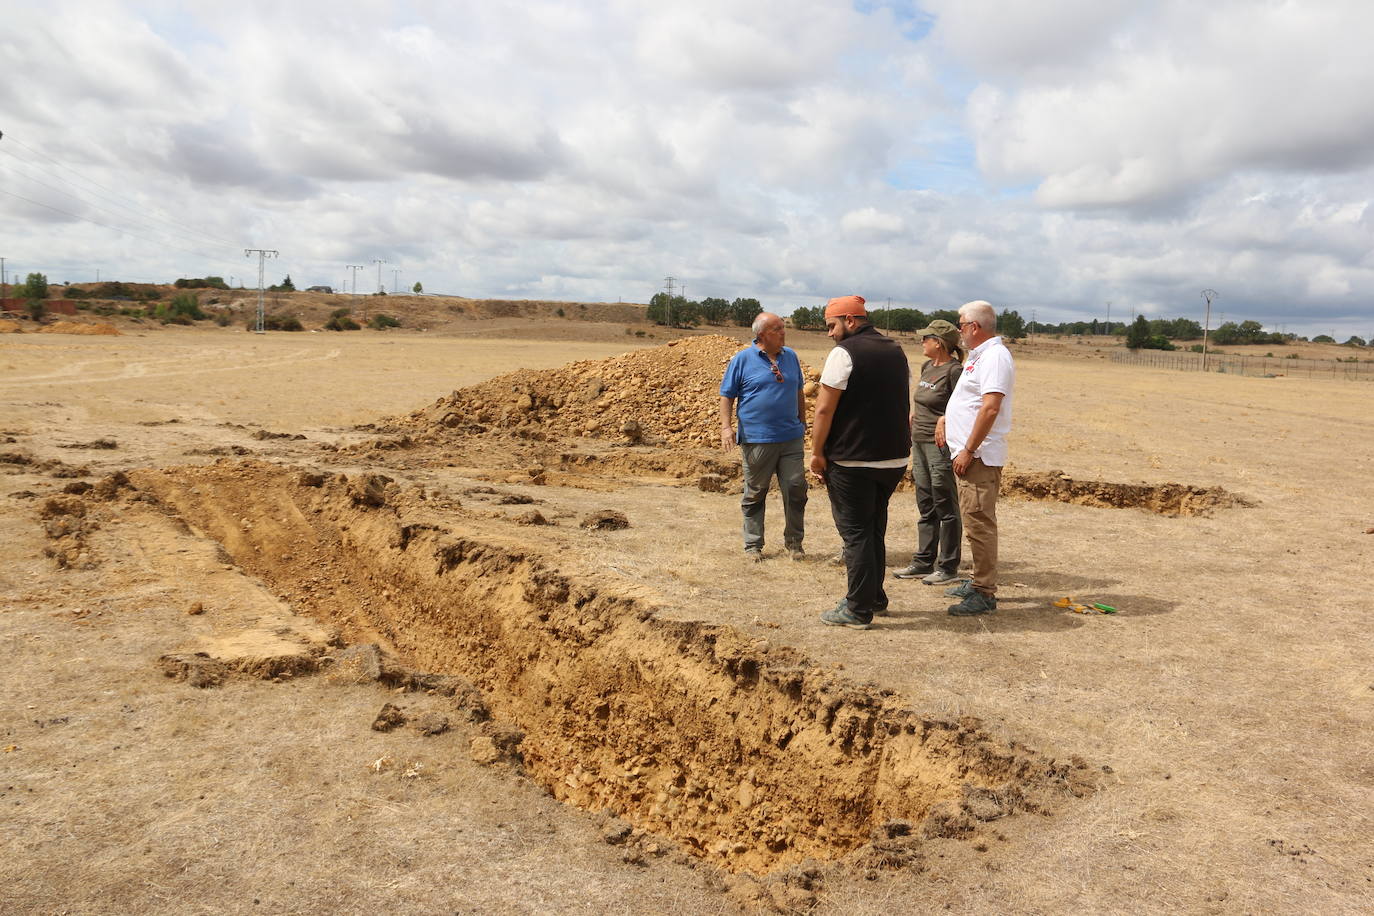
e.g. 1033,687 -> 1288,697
0,0 -> 1371,337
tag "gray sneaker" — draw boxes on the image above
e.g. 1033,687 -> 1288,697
745,548 -> 763,562
921,569 -> 961,585
820,605 -> 873,630
892,563 -> 934,580
947,591 -> 997,616
943,579 -> 975,598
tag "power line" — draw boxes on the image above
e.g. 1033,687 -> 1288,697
0,187 -> 233,264
0,152 -> 240,258
0,130 -> 242,250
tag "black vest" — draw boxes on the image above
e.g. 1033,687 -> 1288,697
826,324 -> 910,462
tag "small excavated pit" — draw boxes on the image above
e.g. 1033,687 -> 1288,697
1002,469 -> 1254,517
123,460 -> 1093,874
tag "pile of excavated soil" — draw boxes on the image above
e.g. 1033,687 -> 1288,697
0,322 -> 20,333
404,336 -> 818,448
34,321 -> 121,336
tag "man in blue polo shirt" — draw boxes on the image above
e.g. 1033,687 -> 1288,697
719,312 -> 808,561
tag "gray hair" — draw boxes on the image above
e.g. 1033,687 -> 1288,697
751,311 -> 781,337
958,300 -> 996,332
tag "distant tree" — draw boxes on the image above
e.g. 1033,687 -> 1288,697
412,281 -> 423,295
998,308 -> 1027,340
675,299 -> 703,326
699,297 -> 730,325
789,306 -> 824,330
647,291 -> 671,325
730,297 -> 762,327
1312,334 -> 1335,343
268,275 -> 296,292
1343,335 -> 1367,347
1126,315 -> 1151,350
21,272 -> 48,300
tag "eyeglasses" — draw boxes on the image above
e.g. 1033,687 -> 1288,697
767,356 -> 784,383
958,320 -> 978,329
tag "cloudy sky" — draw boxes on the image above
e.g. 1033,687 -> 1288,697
3,0 -> 1373,337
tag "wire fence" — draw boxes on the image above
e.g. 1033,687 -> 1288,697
1108,348 -> 1372,381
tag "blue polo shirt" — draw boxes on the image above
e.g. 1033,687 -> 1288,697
719,344 -> 807,444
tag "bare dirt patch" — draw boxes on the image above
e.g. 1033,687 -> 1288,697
4,323 -> 1372,914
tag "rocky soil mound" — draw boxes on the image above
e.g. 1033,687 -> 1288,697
404,335 -> 818,448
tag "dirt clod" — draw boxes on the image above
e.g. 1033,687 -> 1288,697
186,601 -> 205,616
698,473 -> 727,493
371,702 -> 407,732
414,713 -> 450,736
159,653 -> 229,688
469,735 -> 502,765
329,644 -> 385,684
580,509 -> 629,530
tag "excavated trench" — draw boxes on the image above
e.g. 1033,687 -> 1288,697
127,460 -> 1093,874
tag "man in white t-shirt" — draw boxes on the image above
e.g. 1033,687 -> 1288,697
936,300 -> 1015,616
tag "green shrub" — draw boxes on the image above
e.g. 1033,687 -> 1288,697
156,292 -> 206,323
1286,353 -> 1299,359
324,314 -> 361,331
249,314 -> 304,331
368,313 -> 401,329
555,307 -> 565,317
330,307 -> 352,319
1190,344 -> 1204,353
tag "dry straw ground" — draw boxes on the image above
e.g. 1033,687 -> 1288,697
1,316 -> 1371,914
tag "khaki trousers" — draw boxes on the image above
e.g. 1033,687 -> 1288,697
955,457 -> 1002,597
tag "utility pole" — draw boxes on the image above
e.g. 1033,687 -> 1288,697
663,276 -> 676,327
346,264 -> 365,303
1105,301 -> 1112,336
1,256 -> 7,305
1031,308 -> 1037,341
372,258 -> 386,295
391,268 -> 401,294
244,248 -> 279,334
886,296 -> 891,331
1201,289 -> 1218,372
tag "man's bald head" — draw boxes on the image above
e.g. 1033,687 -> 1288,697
752,312 -> 783,337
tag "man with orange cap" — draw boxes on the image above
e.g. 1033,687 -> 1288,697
810,295 -> 911,630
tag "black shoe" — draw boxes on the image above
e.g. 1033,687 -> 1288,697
947,591 -> 997,616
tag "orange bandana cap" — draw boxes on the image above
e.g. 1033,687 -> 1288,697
824,295 -> 866,319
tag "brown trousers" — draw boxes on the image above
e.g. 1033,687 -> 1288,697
956,457 -> 1002,597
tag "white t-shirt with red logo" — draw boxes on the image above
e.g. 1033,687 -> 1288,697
944,336 -> 1014,467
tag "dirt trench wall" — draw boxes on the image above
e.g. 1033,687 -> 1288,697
128,461 -> 1089,874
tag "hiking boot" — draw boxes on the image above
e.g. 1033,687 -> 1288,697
820,605 -> 873,630
828,552 -> 845,566
892,563 -> 934,580
787,546 -> 806,561
947,591 -> 997,616
943,579 -> 974,598
921,569 -> 961,585
745,548 -> 763,563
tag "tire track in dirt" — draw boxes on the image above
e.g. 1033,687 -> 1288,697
0,347 -> 341,388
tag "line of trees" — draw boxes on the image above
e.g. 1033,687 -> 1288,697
647,294 -> 762,327
791,305 -> 1030,340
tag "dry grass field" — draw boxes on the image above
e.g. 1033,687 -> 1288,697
1,319 -> 1370,914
